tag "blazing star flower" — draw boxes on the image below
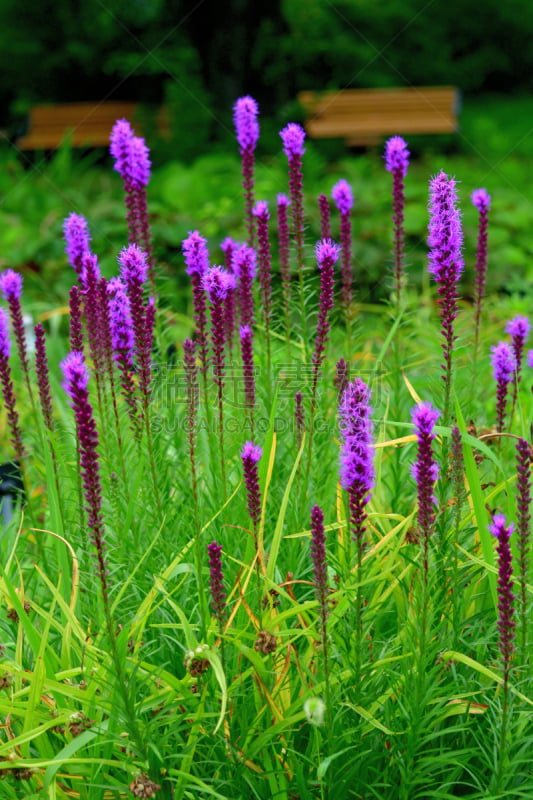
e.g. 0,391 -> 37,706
233,96 -> 260,153
241,441 -> 262,531
310,504 -> 329,634
207,540 -> 226,625
0,269 -> 22,302
339,379 -> 375,496
110,119 -> 150,188
411,402 -> 440,577
63,213 -> 91,276
384,136 -> 410,177
506,315 -> 530,380
280,123 -> 306,158
331,179 -> 353,216
489,513 -> 515,682
471,188 -> 491,212
202,266 -> 236,302
182,231 -> 209,277
491,341 -> 516,432
0,307 -> 24,460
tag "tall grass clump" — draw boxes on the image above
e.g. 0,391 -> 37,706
0,97 -> 533,800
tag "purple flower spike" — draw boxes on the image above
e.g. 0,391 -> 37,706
182,231 -> 209,377
0,269 -> 23,302
253,201 -> 273,361
108,279 -> 135,367
489,513 -> 515,682
110,119 -> 135,180
61,351 -> 109,605
240,324 -> 256,414
207,540 -> 226,626
63,213 -> 91,276
491,341 -> 516,432
411,402 -> 440,577
311,240 -> 340,412
241,440 -> 262,533
34,323 -> 54,431
318,194 -> 331,240
183,230 -> 210,277
331,179 -> 353,216
202,266 -> 236,302
234,96 -> 259,246
220,237 -> 237,272
0,308 -> 24,460
384,137 -> 410,303
69,286 -> 84,354
280,123 -> 306,158
130,136 -> 151,188
233,96 -> 260,154
233,244 -> 256,329
428,171 -> 464,423
471,188 -> 491,213
506,315 -> 530,384
384,136 -> 410,178
118,243 -> 149,285
310,504 -> 329,635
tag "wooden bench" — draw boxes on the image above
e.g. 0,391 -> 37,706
16,101 -> 169,150
298,86 -> 460,147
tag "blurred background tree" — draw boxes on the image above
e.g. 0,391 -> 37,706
0,0 -> 531,159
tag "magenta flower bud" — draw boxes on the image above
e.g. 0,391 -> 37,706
311,240 -> 340,409
0,307 -> 10,359
294,391 -> 304,448
411,402 -> 440,576
240,324 -> 256,412
207,540 -> 226,625
130,136 -> 151,188
220,237 -> 237,272
335,357 -> 349,401
331,179 -> 353,216
277,194 -> 292,332
63,213 -> 91,276
0,269 -> 23,301
241,440 -> 262,531
527,350 -> 533,369
233,96 -> 259,153
339,379 -> 374,496
110,119 -> 150,187
0,308 -> 24,460
384,136 -> 410,177
253,201 -> 272,358
61,351 -> 109,604
310,504 -> 329,633
233,244 -> 256,328
280,123 -> 306,158
516,437 -> 531,654
69,285 -> 84,354
34,323 -> 54,430
489,513 -> 515,681
108,278 -> 135,367
506,315 -> 530,382
471,188 -> 491,212
183,230 -> 209,277
491,341 -> 516,432
318,193 -> 332,240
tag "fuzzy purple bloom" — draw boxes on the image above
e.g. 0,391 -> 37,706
202,266 -> 236,302
471,188 -> 491,213
411,402 -> 440,576
506,315 -> 530,384
233,96 -> 260,153
119,243 -> 149,285
384,136 -> 410,178
63,213 -> 91,276
182,231 -> 209,377
0,308 -> 24,460
242,440 -> 262,531
108,279 -> 135,367
428,171 -> 464,421
489,513 -> 515,680
331,179 -> 353,216
110,119 -> 150,188
491,341 -> 516,432
339,379 -> 375,496
61,351 -> 109,604
280,123 -> 306,158
0,269 -> 23,302
183,231 -> 210,277
34,323 -> 54,430
207,540 -> 226,625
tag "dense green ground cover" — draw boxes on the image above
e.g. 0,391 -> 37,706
0,94 -> 532,799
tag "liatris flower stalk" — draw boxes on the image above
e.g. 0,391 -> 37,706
252,201 -> 273,368
310,240 -> 340,413
515,437 -> 531,657
107,278 -> 139,436
64,213 -> 91,278
61,352 -> 110,609
233,244 -> 256,329
204,267 -> 236,495
34,323 -> 54,431
384,136 -> 410,305
331,179 -> 354,320
427,171 -> 464,424
118,244 -> 148,358
294,391 -> 304,450
506,315 -> 530,414
80,253 -> 106,416
411,402 -> 440,581
318,194 -> 331,240
69,286 -> 84,353
183,231 -> 210,381
207,540 -> 226,628
0,308 -> 25,461
234,96 -> 259,246
334,357 -> 349,402
241,441 -> 262,555
220,237 -> 237,347
277,193 -> 292,345
240,325 -> 256,432
310,503 -> 332,721
490,513 -> 515,687
0,269 -> 34,405
110,120 -> 154,281
471,188 -> 491,359
490,342 -> 516,433
280,123 -> 308,353
339,380 -> 375,571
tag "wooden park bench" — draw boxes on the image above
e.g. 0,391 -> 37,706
16,101 -> 169,150
298,86 -> 460,147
